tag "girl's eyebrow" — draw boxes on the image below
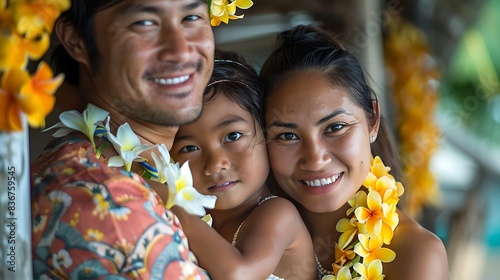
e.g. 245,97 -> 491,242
174,115 -> 247,142
268,109 -> 351,128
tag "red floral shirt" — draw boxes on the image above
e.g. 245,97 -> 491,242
31,135 -> 210,279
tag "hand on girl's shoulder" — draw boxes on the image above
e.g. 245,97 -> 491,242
386,211 -> 450,280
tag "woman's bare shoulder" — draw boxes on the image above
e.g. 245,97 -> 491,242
385,210 -> 450,280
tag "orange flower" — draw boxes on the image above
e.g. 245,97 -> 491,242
0,62 -> 63,131
19,62 -> 64,128
0,67 -> 30,131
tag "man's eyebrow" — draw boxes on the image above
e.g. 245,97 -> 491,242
122,0 -> 205,15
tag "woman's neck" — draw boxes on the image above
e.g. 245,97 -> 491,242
301,203 -> 351,258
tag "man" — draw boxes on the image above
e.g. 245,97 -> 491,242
31,0 -> 214,278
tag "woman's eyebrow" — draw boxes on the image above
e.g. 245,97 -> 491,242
316,109 -> 350,125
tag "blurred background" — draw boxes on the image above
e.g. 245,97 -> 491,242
30,0 -> 500,279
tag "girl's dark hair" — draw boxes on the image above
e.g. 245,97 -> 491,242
51,0 -> 122,86
260,24 -> 400,180
205,49 -> 265,130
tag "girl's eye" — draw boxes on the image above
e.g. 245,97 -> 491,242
180,145 -> 199,153
278,133 -> 298,140
224,132 -> 242,142
326,123 -> 345,133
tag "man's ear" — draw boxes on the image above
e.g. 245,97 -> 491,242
370,100 -> 381,141
55,19 -> 90,68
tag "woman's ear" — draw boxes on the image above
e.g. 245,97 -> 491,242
55,19 -> 90,68
369,100 -> 381,142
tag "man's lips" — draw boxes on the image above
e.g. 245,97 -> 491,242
152,74 -> 190,85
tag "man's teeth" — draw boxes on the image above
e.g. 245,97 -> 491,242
303,174 -> 341,187
154,75 -> 189,85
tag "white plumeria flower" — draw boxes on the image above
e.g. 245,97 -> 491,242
106,122 -> 156,172
151,144 -> 173,183
164,160 -> 217,216
43,103 -> 109,148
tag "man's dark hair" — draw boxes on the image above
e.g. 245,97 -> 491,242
51,0 -> 121,86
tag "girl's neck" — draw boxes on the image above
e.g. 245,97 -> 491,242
209,186 -> 270,242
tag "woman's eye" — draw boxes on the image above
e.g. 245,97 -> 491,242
326,123 -> 345,133
180,145 -> 198,153
278,133 -> 298,140
224,132 -> 242,142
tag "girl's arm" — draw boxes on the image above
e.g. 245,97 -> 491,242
172,197 -> 312,280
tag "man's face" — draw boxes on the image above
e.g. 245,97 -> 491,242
88,0 -> 214,126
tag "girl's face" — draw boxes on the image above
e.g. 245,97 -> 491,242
171,92 -> 269,210
265,71 -> 377,213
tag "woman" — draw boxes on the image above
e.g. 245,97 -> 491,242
260,25 -> 449,280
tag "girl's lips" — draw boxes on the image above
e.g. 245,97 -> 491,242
207,181 -> 237,192
299,172 -> 344,195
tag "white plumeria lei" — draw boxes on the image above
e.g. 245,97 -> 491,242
44,103 -> 217,216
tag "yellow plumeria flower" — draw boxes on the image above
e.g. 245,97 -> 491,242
322,266 -> 353,280
336,217 -> 361,250
164,161 -> 217,216
354,190 -> 387,239
353,234 -> 395,264
209,0 -> 253,26
334,243 -> 356,268
353,259 -> 385,280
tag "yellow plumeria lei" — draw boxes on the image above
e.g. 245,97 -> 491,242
322,156 -> 405,280
0,0 -> 69,132
209,0 -> 253,26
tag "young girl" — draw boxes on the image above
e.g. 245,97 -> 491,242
260,25 -> 449,280
170,50 -> 318,280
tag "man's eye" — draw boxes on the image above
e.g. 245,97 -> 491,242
184,15 -> 201,22
224,132 -> 242,142
278,133 -> 298,140
180,145 -> 198,153
134,20 -> 155,26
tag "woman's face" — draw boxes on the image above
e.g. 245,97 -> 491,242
265,71 -> 377,213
